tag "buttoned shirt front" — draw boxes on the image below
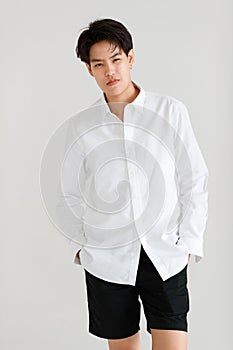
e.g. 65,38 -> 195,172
56,81 -> 209,285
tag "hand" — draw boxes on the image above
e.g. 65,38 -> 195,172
76,249 -> 81,263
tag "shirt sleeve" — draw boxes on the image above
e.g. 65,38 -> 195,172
55,118 -> 87,265
174,101 -> 209,263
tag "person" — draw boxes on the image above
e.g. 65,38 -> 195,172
56,18 -> 208,350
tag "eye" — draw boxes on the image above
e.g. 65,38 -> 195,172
113,58 -> 120,62
94,63 -> 103,67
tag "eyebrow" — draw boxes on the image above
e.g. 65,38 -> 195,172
90,51 -> 122,63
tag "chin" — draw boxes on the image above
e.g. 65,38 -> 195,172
107,85 -> 124,95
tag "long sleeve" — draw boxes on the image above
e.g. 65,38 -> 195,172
55,118 -> 87,265
174,101 -> 209,263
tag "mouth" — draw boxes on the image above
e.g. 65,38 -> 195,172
106,79 -> 120,86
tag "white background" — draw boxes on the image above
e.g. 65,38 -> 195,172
1,1 -> 232,349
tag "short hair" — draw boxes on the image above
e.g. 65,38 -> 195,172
76,18 -> 133,65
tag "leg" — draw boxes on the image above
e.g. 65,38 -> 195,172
84,270 -> 141,344
135,247 -> 190,350
151,329 -> 188,350
108,330 -> 142,350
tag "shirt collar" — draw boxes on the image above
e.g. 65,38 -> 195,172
93,81 -> 146,118
130,81 -> 146,107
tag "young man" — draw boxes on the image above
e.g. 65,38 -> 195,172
57,18 -> 208,350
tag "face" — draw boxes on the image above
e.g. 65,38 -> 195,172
85,40 -> 134,101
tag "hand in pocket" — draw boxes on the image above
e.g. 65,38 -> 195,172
76,249 -> 82,264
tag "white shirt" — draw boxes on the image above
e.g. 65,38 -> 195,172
56,81 -> 209,285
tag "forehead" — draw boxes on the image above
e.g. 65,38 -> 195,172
89,40 -> 123,61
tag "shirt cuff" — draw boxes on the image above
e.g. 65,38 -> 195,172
69,239 -> 83,265
180,236 -> 204,263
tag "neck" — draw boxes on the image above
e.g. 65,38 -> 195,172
104,81 -> 140,104
104,81 -> 140,121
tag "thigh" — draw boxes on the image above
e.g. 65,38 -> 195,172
84,269 -> 141,340
136,247 -> 190,333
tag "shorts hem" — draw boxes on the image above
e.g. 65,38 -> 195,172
89,326 -> 141,340
147,326 -> 188,334
146,315 -> 188,334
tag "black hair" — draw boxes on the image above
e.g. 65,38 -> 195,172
76,18 -> 133,65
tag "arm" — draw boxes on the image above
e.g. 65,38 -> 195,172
55,118 -> 87,265
174,101 -> 209,263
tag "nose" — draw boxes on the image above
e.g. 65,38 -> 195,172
105,62 -> 115,77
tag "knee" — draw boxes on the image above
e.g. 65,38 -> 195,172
108,331 -> 141,350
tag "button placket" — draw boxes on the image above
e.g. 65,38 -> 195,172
123,121 -> 141,221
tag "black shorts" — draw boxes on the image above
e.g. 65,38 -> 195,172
84,244 -> 190,339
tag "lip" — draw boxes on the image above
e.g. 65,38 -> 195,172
107,79 -> 120,86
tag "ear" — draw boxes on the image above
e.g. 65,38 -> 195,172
127,49 -> 135,69
85,63 -> 94,77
